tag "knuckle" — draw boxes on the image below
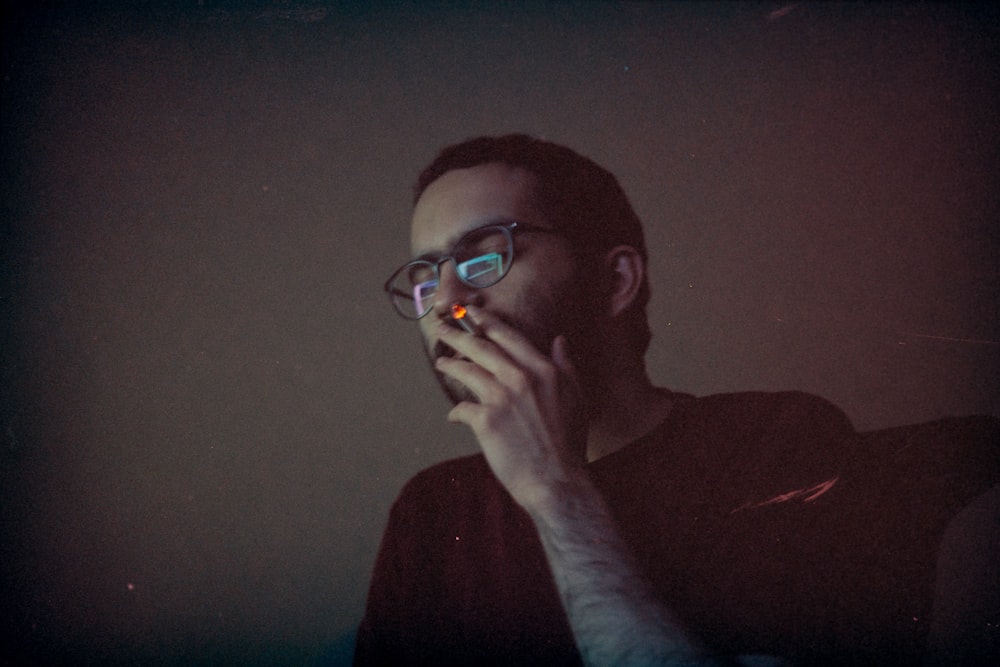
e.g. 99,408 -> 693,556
507,369 -> 531,394
537,362 -> 558,386
479,406 -> 506,433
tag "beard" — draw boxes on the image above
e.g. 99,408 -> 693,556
422,277 -> 599,406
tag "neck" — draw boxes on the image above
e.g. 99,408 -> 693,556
582,362 -> 674,462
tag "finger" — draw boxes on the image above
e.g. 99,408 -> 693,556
436,322 -> 504,366
440,322 -> 552,398
461,305 -> 553,372
445,399 -> 485,426
550,334 -> 577,378
436,319 -> 523,378
434,355 -> 502,404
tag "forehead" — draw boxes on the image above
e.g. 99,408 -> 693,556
410,163 -> 544,255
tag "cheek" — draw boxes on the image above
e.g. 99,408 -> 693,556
418,318 -> 436,340
417,322 -> 438,357
504,280 -> 589,352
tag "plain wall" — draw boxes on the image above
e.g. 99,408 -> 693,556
2,2 -> 998,664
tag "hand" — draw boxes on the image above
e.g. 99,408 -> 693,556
437,308 -> 717,665
433,305 -> 589,510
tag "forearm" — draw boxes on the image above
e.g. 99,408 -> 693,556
433,315 -> 730,664
526,475 -> 725,667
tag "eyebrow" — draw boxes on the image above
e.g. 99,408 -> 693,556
411,218 -> 516,263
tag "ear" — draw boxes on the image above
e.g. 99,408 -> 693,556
602,245 -> 645,318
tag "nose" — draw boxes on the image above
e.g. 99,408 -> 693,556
431,261 -> 480,321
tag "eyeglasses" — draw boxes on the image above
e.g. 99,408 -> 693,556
383,221 -> 555,320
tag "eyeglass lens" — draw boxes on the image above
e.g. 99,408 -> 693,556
388,225 -> 513,319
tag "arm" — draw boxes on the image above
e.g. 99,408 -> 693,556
527,473 -> 726,666
435,306 -> 723,666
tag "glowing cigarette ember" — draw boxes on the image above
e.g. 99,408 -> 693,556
450,303 -> 480,335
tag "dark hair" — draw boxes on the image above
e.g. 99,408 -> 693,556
414,134 -> 651,355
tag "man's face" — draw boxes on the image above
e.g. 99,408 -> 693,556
409,163 -> 596,404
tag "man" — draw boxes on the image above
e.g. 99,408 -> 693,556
356,134 -> 998,665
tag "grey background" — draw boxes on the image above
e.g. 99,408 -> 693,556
2,2 -> 998,664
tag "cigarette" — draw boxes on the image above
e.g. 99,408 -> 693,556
450,303 -> 481,336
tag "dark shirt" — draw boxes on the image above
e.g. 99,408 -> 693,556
355,391 -> 999,665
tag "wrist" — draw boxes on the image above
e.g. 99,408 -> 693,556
516,469 -> 604,524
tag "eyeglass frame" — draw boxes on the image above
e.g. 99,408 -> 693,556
383,221 -> 562,320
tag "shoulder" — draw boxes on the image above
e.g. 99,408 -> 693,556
603,390 -> 856,504
374,454 -> 506,556
388,454 -> 507,522
674,389 -> 855,438
674,391 -> 857,497
398,453 -> 494,499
